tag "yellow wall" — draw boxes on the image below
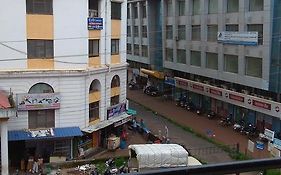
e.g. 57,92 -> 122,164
89,118 -> 100,125
111,55 -> 120,64
89,57 -> 101,67
89,91 -> 101,103
89,30 -> 101,39
26,15 -> 53,39
27,59 -> 54,69
111,20 -> 121,38
111,87 -> 120,97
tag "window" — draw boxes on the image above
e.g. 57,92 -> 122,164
166,48 -> 173,62
142,45 -> 148,57
249,0 -> 264,11
166,25 -> 173,39
224,54 -> 238,73
166,0 -> 173,17
111,39 -> 119,55
192,25 -> 201,41
127,26 -> 131,37
111,2 -> 121,19
245,56 -> 262,78
208,0 -> 218,14
178,0 -> 185,16
190,51 -> 201,66
134,3 -> 138,19
142,2 -> 147,18
134,26 -> 139,37
178,25 -> 186,40
206,52 -> 218,70
227,0 -> 239,13
111,95 -> 119,106
26,0 -> 53,14
29,110 -> 55,129
248,24 -> 263,45
127,43 -> 132,54
29,83 -> 54,93
193,0 -> 200,15
27,40 -> 53,59
177,49 -> 186,64
89,40 -> 99,57
207,25 -> 218,42
134,44 -> 139,55
127,6 -> 130,19
89,102 -> 99,122
142,26 -> 147,38
226,24 -> 239,31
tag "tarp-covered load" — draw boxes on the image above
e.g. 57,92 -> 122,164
128,144 -> 189,169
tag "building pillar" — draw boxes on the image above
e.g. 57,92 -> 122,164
1,120 -> 9,175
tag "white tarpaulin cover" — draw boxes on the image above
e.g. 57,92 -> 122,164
128,144 -> 189,169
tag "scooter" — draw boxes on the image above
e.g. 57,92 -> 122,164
233,119 -> 245,132
207,110 -> 216,119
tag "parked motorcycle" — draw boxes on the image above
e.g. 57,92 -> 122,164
233,119 -> 245,132
185,101 -> 195,111
128,82 -> 138,90
207,110 -> 216,119
195,107 -> 203,115
104,158 -> 118,175
219,116 -> 232,127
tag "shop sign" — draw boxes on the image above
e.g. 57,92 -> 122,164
209,88 -> 222,96
273,138 -> 281,150
252,100 -> 271,110
264,129 -> 275,141
175,78 -> 188,89
88,17 -> 103,30
107,102 -> 126,119
229,93 -> 244,102
164,77 -> 175,86
256,141 -> 265,150
114,115 -> 132,127
192,84 -> 204,91
217,31 -> 258,46
17,93 -> 60,111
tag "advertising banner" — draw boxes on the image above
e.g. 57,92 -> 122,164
107,102 -> 127,119
217,31 -> 258,46
17,93 -> 60,111
88,17 -> 103,30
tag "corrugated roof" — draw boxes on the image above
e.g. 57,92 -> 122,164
0,91 -> 11,109
8,126 -> 83,141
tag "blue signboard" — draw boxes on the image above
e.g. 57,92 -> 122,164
256,141 -> 265,150
88,17 -> 103,30
164,77 -> 175,86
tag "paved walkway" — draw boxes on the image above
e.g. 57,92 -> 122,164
127,89 -> 270,160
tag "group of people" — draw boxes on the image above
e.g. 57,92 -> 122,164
22,155 -> 44,174
132,117 -> 147,134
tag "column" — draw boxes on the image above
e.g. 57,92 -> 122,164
1,121 -> 9,175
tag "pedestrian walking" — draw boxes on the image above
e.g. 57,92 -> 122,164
132,117 -> 137,133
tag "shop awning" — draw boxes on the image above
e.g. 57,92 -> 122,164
140,68 -> 164,79
82,113 -> 131,133
8,126 -> 83,141
127,109 -> 137,115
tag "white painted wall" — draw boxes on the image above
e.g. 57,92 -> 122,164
0,0 -> 27,69
53,0 -> 88,69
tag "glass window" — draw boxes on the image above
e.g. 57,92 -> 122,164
193,0 -> 200,15
224,54 -> 238,73
134,44 -> 139,55
166,0 -> 173,16
177,49 -> 186,64
166,25 -> 173,39
111,2 -> 121,19
111,39 -> 119,55
127,43 -> 132,54
134,26 -> 139,37
28,110 -> 55,129
89,40 -> 99,57
208,0 -> 218,14
127,26 -> 131,37
178,0 -> 185,16
249,0 -> 264,11
142,26 -> 147,38
247,24 -> 263,45
206,52 -> 218,70
142,45 -> 148,57
29,83 -> 54,93
178,25 -> 186,40
26,0 -> 53,15
27,40 -> 53,59
226,24 -> 239,31
134,3 -> 138,18
192,25 -> 201,41
89,102 -> 99,122
207,25 -> 218,42
142,2 -> 147,18
245,56 -> 262,78
190,51 -> 201,66
166,48 -> 173,62
227,0 -> 239,13
111,95 -> 119,106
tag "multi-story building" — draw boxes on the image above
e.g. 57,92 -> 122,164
127,0 -> 281,135
0,0 -> 128,167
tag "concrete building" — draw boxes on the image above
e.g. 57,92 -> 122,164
127,0 -> 281,135
0,0 -> 128,169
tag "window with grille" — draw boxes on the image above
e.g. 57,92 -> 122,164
192,25 -> 201,41
111,39 -> 119,55
89,102 -> 99,122
28,110 -> 55,129
206,52 -> 218,70
227,0 -> 239,13
207,25 -> 218,42
89,40 -> 99,57
177,49 -> 186,64
224,54 -> 238,73
27,40 -> 53,59
178,25 -> 186,40
166,48 -> 173,62
127,43 -> 132,54
134,44 -> 139,56
191,51 -> 201,67
111,2 -> 121,19
166,25 -> 173,39
26,0 -> 53,15
245,56 -> 262,78
142,45 -> 148,57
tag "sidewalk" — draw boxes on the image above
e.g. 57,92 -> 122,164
127,89 -> 270,160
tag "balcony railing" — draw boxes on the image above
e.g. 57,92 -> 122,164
89,9 -> 98,17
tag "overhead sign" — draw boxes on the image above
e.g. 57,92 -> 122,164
114,115 -> 132,127
253,100 -> 271,110
229,93 -> 245,102
264,129 -> 275,141
107,102 -> 126,119
17,93 -> 60,111
217,31 -> 258,46
88,17 -> 103,30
